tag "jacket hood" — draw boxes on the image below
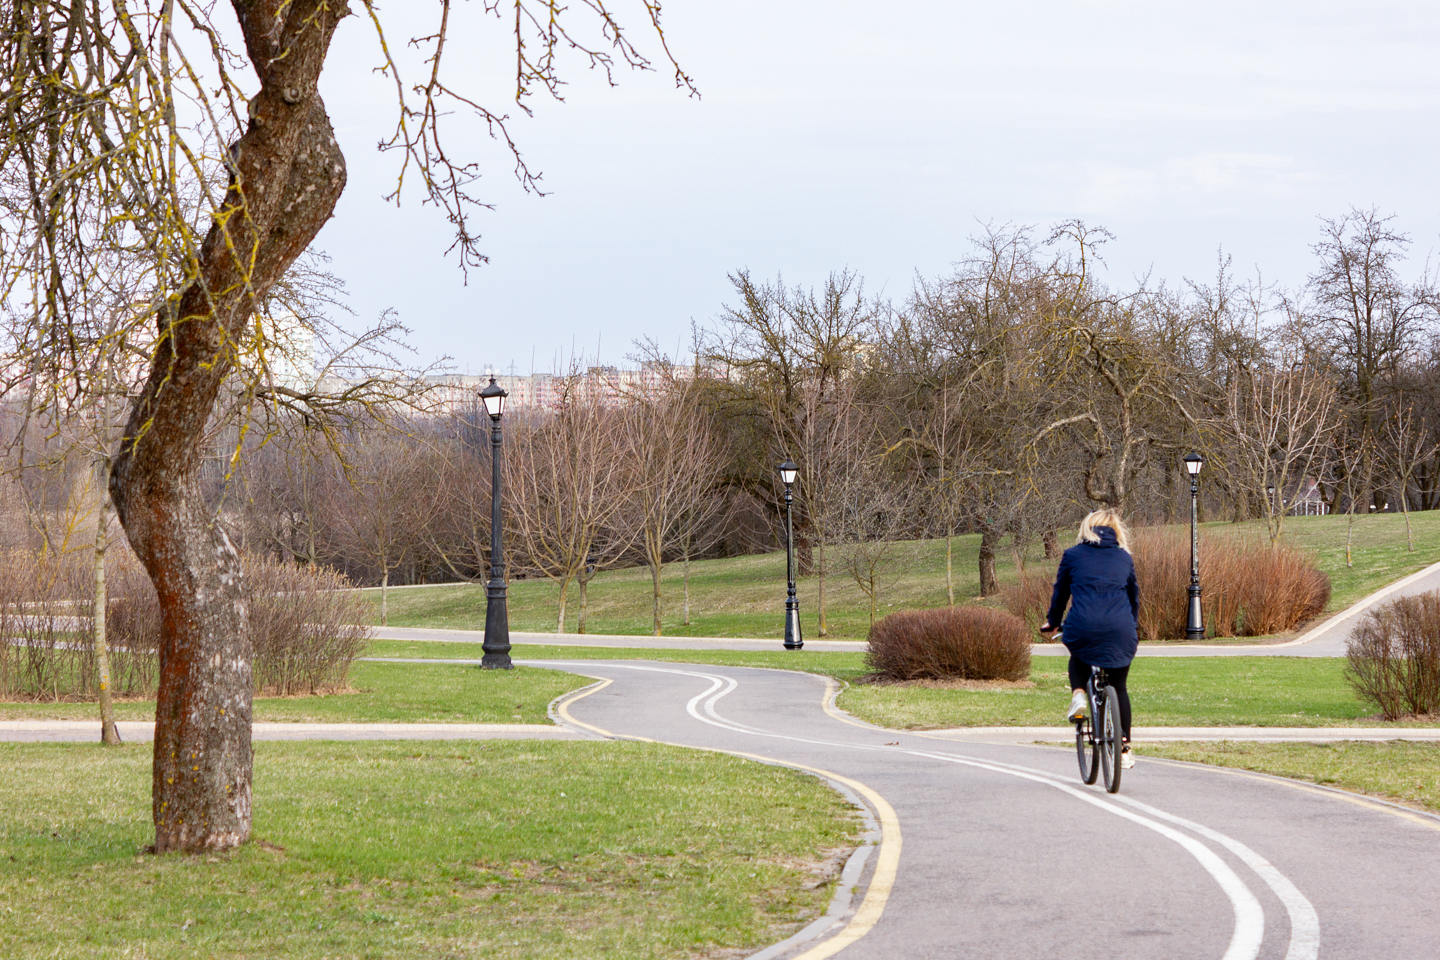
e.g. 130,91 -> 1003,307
1091,525 -> 1120,548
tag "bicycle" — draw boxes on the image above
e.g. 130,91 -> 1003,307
1073,664 -> 1124,794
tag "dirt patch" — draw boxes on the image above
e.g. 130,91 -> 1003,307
858,675 -> 1035,691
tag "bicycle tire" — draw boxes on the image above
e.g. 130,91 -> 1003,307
1076,695 -> 1098,785
1100,684 -> 1123,793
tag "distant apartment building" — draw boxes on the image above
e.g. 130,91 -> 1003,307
419,360 -> 716,417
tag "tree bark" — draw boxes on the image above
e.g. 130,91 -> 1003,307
978,527 -> 1000,597
109,0 -> 347,854
944,535 -> 954,606
91,481 -> 120,746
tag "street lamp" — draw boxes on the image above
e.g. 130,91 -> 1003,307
1266,483 -> 1276,514
778,458 -> 802,651
479,377 -> 512,669
1183,453 -> 1204,640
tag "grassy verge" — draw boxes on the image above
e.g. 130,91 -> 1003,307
1139,741 -> 1440,815
0,740 -> 859,960
359,511 -> 1440,640
369,643 -> 1399,728
0,660 -> 582,724
14,645 -> 1429,730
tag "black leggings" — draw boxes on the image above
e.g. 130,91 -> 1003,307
1068,656 -> 1132,742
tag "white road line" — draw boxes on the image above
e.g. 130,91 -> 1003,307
558,660 -> 1319,960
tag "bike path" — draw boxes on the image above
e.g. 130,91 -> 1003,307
552,658 -> 1440,960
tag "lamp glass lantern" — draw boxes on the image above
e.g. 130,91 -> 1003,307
1183,453 -> 1203,476
479,377 -> 507,420
778,459 -> 799,486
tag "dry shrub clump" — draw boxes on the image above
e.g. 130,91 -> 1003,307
866,606 -> 1030,682
1,547 -> 370,700
1002,530 -> 1330,641
245,556 -> 371,695
1129,530 -> 1329,641
1346,592 -> 1440,721
1000,573 -> 1053,629
0,549 -> 91,699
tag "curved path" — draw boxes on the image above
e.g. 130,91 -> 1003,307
552,657 -> 1440,960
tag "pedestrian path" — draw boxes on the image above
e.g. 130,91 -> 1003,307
0,719 -> 585,743
375,554 -> 1440,658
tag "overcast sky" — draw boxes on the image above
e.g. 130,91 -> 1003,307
311,1 -> 1440,375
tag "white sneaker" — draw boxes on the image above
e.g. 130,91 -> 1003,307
1120,745 -> 1135,769
1067,691 -> 1087,722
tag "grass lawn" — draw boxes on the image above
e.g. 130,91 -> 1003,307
360,510 -> 1440,640
364,644 -> 1396,729
0,660 -> 582,724
0,739 -> 859,960
1139,741 -> 1440,815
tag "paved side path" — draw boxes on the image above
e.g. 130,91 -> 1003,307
553,658 -> 1440,960
0,719 -> 585,743
374,555 -> 1440,659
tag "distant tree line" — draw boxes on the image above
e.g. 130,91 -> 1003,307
6,208 -> 1440,644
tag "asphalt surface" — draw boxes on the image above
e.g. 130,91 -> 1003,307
551,658 -> 1440,960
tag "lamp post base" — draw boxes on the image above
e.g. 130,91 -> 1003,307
482,581 -> 512,669
783,598 -> 803,650
1185,585 -> 1204,641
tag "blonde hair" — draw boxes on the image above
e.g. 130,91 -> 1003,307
1076,509 -> 1130,552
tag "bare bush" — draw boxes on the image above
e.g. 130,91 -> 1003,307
1,547 -> 368,700
246,557 -> 371,695
1000,530 -> 1329,641
866,606 -> 1030,681
1346,592 -> 1440,720
0,549 -> 89,699
1000,573 -> 1053,630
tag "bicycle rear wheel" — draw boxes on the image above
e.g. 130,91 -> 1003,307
1075,700 -> 1098,785
1100,685 -> 1123,793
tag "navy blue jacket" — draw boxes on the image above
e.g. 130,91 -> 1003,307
1044,526 -> 1139,668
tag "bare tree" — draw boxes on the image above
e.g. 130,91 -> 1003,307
1221,355 -> 1339,543
623,380 -> 725,635
508,384 -> 632,633
1380,399 -> 1439,552
1,1 -> 692,852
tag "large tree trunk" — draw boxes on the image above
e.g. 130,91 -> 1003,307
109,1 -> 347,854
978,527 -> 1000,597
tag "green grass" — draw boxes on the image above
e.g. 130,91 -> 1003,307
0,739 -> 859,960
12,643 -> 1428,731
362,510 -> 1440,640
0,661 -> 582,724
366,643 -> 1395,728
1139,741 -> 1440,815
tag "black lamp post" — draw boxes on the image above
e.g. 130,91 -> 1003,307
480,377 -> 512,669
778,458 -> 802,651
1183,452 -> 1205,640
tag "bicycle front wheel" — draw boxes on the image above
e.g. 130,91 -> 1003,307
1075,702 -> 1098,785
1100,685 -> 1123,794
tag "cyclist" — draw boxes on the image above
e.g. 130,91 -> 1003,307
1038,508 -> 1139,769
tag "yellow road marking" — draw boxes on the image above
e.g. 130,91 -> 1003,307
555,667 -> 902,958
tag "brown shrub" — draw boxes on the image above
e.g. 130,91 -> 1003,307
245,556 -> 371,695
1130,531 -> 1329,641
1000,573 -> 1053,629
1346,592 -> 1440,721
1,547 -> 369,699
866,606 -> 1030,682
0,549 -> 90,700
996,530 -> 1329,641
